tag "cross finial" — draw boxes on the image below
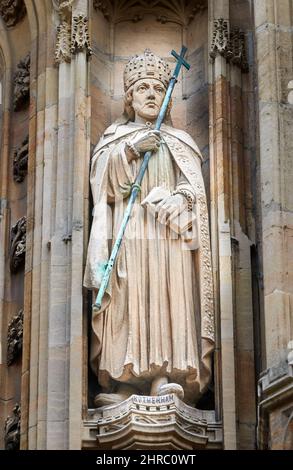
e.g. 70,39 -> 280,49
171,46 -> 190,79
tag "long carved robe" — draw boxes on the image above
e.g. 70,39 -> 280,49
84,121 -> 214,405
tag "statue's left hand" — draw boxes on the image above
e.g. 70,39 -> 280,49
156,194 -> 187,225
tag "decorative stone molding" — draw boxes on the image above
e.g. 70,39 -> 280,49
13,135 -> 29,183
258,355 -> 293,449
53,1 -> 74,64
210,18 -> 230,59
71,14 -> 92,57
10,216 -> 26,273
210,19 -> 248,72
288,80 -> 293,105
229,27 -> 249,72
52,0 -> 75,21
7,309 -> 23,366
0,0 -> 26,28
55,21 -> 72,63
4,404 -> 21,450
13,54 -> 30,111
83,394 -> 222,450
93,0 -> 207,26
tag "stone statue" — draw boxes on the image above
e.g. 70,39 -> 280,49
84,50 -> 214,407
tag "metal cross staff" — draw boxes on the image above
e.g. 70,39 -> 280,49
93,46 -> 190,312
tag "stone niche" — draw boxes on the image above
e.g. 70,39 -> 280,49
86,0 -> 220,450
91,0 -> 209,164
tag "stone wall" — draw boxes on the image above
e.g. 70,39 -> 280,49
0,0 -> 30,450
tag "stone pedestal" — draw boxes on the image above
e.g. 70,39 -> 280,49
82,394 -> 222,450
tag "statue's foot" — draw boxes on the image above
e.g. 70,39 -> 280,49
157,383 -> 184,400
94,392 -> 129,408
94,384 -> 138,408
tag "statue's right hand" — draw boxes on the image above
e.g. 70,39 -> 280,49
126,131 -> 161,161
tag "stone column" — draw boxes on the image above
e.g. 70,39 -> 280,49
46,0 -> 90,450
209,0 -> 237,449
254,0 -> 293,449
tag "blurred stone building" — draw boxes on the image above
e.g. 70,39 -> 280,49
0,0 -> 292,450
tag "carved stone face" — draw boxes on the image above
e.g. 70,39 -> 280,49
131,78 -> 166,122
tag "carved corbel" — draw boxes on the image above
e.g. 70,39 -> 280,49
13,54 -> 30,111
10,216 -> 26,273
4,405 -> 21,450
13,135 -> 29,183
7,309 -> 23,366
0,0 -> 26,28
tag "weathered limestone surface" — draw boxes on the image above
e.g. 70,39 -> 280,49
254,0 -> 293,449
0,0 -> 291,451
83,394 -> 222,450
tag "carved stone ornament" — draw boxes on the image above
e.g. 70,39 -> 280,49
229,27 -> 249,72
210,18 -> 230,59
10,216 -> 26,273
93,0 -> 207,26
13,135 -> 29,183
0,0 -> 26,28
13,54 -> 30,111
83,394 -> 222,450
7,309 -> 23,366
4,404 -> 21,450
55,21 -> 72,63
52,0 -> 75,21
210,19 -> 249,72
71,14 -> 92,57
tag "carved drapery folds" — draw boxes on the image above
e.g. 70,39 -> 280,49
13,135 -> 29,183
10,217 -> 26,273
4,405 -> 21,450
93,0 -> 207,26
210,19 -> 248,72
0,0 -> 26,28
7,310 -> 23,366
71,14 -> 92,56
13,54 -> 30,111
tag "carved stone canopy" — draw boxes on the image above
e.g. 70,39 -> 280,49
10,216 -> 26,273
7,309 -> 23,366
13,135 -> 29,183
4,404 -> 21,450
0,0 -> 26,28
13,54 -> 30,111
94,0 -> 207,26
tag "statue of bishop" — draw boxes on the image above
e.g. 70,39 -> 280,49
84,50 -> 214,407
